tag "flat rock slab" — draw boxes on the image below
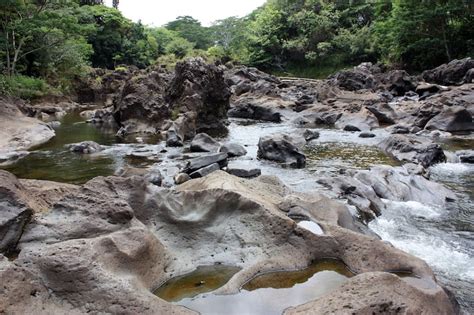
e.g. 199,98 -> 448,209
182,152 -> 228,174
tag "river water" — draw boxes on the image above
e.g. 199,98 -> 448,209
2,112 -> 473,312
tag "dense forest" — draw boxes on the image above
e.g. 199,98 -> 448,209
1,0 -> 473,98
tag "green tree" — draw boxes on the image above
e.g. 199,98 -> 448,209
166,16 -> 213,50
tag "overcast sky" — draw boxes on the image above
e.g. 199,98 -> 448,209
105,0 -> 266,26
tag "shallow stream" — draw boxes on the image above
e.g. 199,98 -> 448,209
2,112 -> 472,312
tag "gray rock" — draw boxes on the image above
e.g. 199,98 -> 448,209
219,143 -> 247,157
182,152 -> 228,174
257,133 -> 306,168
457,150 -> 474,164
190,163 -> 221,178
391,125 -> 410,134
145,169 -> 163,186
68,141 -> 103,154
0,151 -> 29,167
379,135 -> 446,168
227,167 -> 261,178
425,106 -> 473,132
303,129 -> 320,142
166,127 -> 183,147
422,57 -> 474,85
190,133 -> 220,152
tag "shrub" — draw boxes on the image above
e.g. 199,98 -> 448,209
0,75 -> 54,99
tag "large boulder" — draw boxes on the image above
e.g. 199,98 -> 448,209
257,133 -> 306,168
0,172 -> 459,313
166,58 -> 231,135
422,58 -> 474,85
379,70 -> 417,96
329,63 -> 379,91
379,135 -> 446,168
425,106 -> 473,132
113,70 -> 171,134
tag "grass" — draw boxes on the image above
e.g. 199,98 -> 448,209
0,74 -> 55,99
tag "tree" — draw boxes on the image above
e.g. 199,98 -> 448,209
165,16 -> 213,50
0,0 -> 90,76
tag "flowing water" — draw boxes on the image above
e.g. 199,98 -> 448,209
2,112 -> 472,312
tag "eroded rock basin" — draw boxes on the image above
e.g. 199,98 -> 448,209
157,260 -> 354,315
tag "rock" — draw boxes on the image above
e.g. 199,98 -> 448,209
343,124 -> 361,132
167,58 -> 231,134
303,129 -> 320,142
190,163 -> 221,179
391,125 -> 410,134
425,106 -> 473,132
284,272 -> 457,315
190,133 -> 221,152
228,103 -> 282,122
381,70 -> 416,96
227,167 -> 262,178
330,63 -> 376,91
166,127 -> 184,147
257,133 -> 306,168
68,141 -> 103,154
113,70 -> 170,134
367,103 -> 398,125
0,171 -> 33,254
182,152 -> 228,174
359,132 -> 376,138
422,57 -> 474,85
174,173 -> 192,185
0,97 -> 55,154
219,143 -> 247,157
379,135 -> 446,168
456,150 -> 474,164
416,83 -> 445,99
0,171 -> 457,313
145,169 -> 163,186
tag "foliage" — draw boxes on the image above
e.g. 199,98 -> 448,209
165,16 -> 213,50
0,74 -> 54,99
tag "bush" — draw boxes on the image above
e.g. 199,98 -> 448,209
0,75 -> 55,99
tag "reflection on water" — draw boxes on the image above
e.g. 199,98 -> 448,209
2,113 -> 119,184
155,265 -> 241,302
165,260 -> 352,315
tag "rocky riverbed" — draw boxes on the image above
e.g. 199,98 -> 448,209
0,57 -> 473,314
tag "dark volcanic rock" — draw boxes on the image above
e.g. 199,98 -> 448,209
422,58 -> 474,85
166,126 -> 184,147
190,133 -> 220,152
330,63 -> 377,91
257,133 -> 306,168
359,132 -> 376,138
182,152 -> 228,174
167,58 -> 231,134
228,103 -> 282,122
219,143 -> 247,157
113,70 -> 170,134
381,70 -> 417,96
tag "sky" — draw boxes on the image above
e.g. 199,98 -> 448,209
104,0 -> 267,27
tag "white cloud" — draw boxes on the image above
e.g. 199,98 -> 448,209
105,0 -> 266,26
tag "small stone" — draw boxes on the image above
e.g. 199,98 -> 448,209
219,143 -> 247,157
359,132 -> 376,138
303,129 -> 320,142
174,173 -> 191,185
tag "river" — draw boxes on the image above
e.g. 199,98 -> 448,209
2,111 -> 473,312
